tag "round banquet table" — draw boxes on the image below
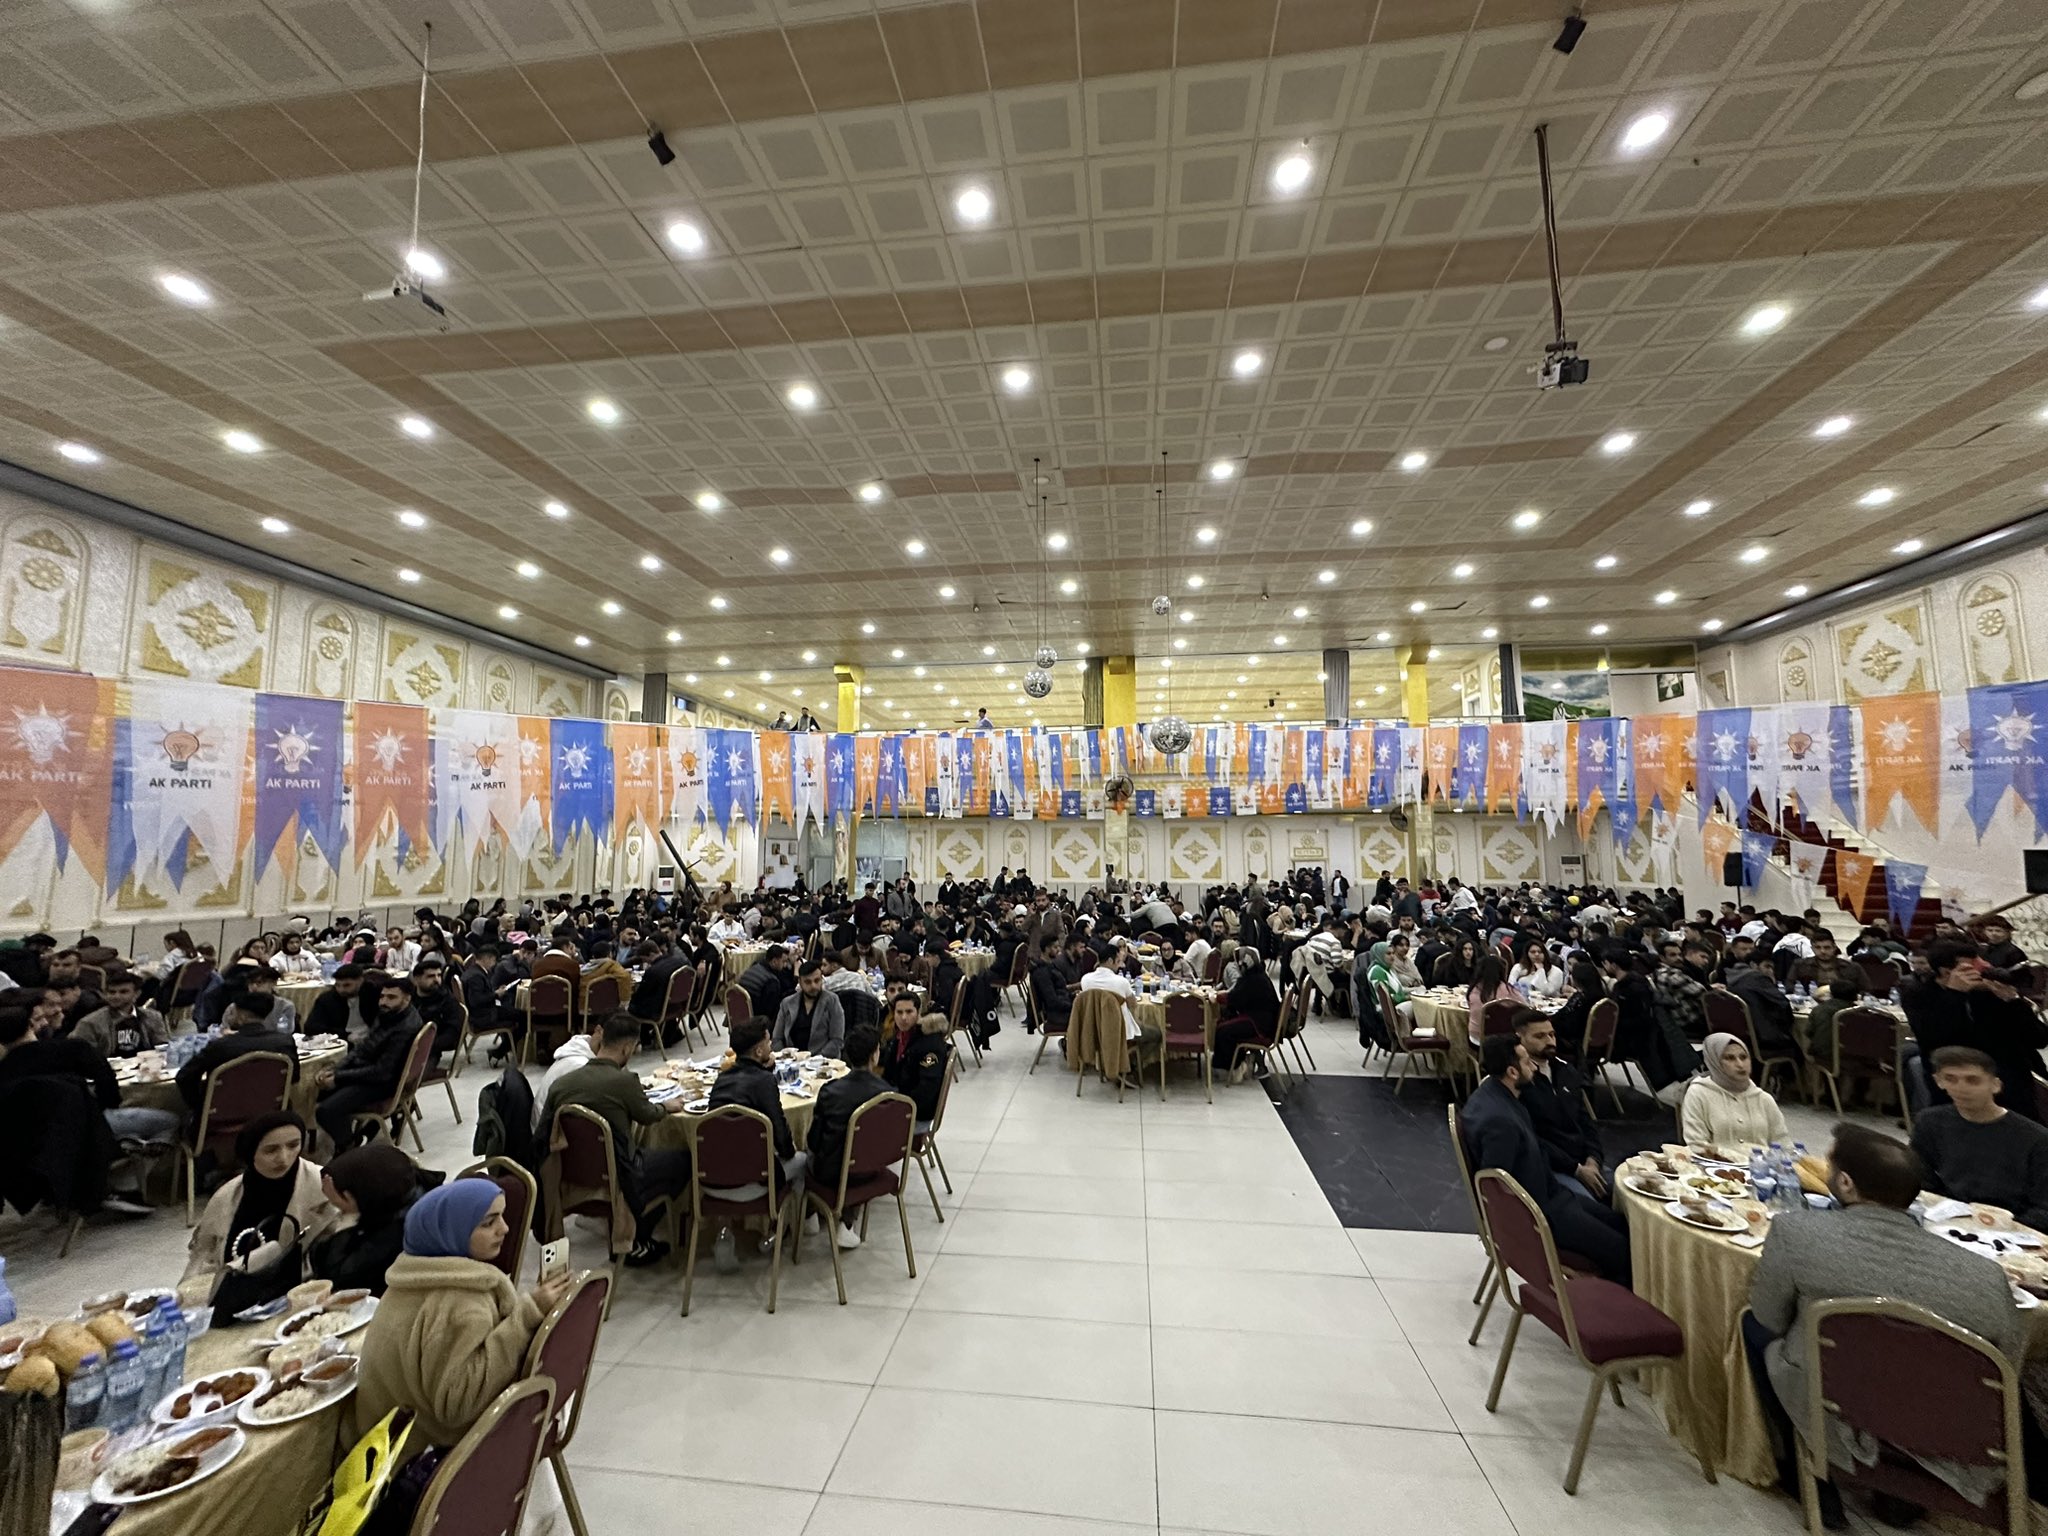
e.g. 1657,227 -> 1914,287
275,979 -> 329,1021
69,1317 -> 348,1536
116,1039 -> 348,1129
1132,988 -> 1222,1046
950,948 -> 995,979
1407,990 -> 1476,1077
639,1052 -> 851,1149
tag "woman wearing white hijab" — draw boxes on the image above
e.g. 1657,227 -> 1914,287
1680,1031 -> 1790,1149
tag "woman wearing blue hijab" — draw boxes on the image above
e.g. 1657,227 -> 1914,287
351,1180 -> 571,1448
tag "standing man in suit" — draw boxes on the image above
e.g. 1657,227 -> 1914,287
1463,1035 -> 1631,1283
1512,1010 -> 1609,1204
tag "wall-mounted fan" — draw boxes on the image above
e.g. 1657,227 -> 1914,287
1389,807 -> 1410,832
1104,773 -> 1135,809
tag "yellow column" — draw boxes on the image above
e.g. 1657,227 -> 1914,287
834,662 -> 864,731
1402,644 -> 1429,727
1102,655 -> 1138,729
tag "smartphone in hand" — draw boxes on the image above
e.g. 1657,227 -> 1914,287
538,1238 -> 570,1286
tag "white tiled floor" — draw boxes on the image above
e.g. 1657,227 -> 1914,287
1,1002 -> 1886,1535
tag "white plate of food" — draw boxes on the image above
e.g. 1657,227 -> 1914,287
92,1425 -> 245,1505
152,1367 -> 268,1427
683,1097 -> 712,1114
260,1290 -> 375,1348
1664,1198 -> 1750,1233
1682,1171 -> 1750,1202
239,1355 -> 358,1427
1687,1144 -> 1749,1171
1622,1172 -> 1681,1200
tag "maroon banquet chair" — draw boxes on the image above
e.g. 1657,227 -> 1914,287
1476,1168 -> 1707,1495
679,1105 -> 798,1317
724,985 -> 752,1026
1161,992 -> 1212,1102
180,1049 -> 294,1226
1481,998 -> 1523,1038
798,1093 -> 918,1306
460,1157 -> 538,1281
410,1376 -> 554,1536
522,975 -> 574,1067
583,973 -> 623,1018
1798,1299 -> 2027,1536
1577,997 -> 1626,1116
522,1270 -> 611,1536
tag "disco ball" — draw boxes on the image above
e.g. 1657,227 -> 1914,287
1149,714 -> 1192,754
1022,667 -> 1054,699
1151,594 -> 1172,617
1034,643 -> 1058,669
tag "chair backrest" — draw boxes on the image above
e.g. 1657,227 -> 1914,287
1701,987 -> 1755,1051
690,1104 -> 777,1192
585,974 -> 623,1016
552,1104 -> 618,1203
411,1376 -> 554,1536
460,1157 -> 537,1280
686,961 -> 714,1019
1202,948 -> 1224,983
1447,1106 -> 1488,1246
923,1052 -> 954,1134
522,1270 -> 609,1460
1582,996 -> 1618,1058
1481,998 -> 1522,1038
1006,946 -> 1029,987
1832,1006 -> 1900,1071
725,985 -> 751,1024
528,974 -> 573,1024
1806,1298 -> 2022,1495
169,958 -> 214,1007
398,1021 -> 437,1100
835,1093 -> 915,1202
1854,953 -> 1901,993
1024,976 -> 1051,1035
1163,993 -> 1205,1041
1475,1169 -> 1579,1349
659,965 -> 693,1021
194,1050 -> 295,1156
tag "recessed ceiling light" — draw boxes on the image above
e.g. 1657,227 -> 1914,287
1738,545 -> 1766,564
954,185 -> 993,223
787,382 -> 818,410
544,500 -> 570,520
574,635 -> 591,648
1231,349 -> 1263,377
1481,627 -> 1499,640
1590,623 -> 1609,636
1784,585 -> 1809,599
1654,589 -> 1677,605
57,441 -> 101,465
683,672 -> 698,684
938,584 -> 956,599
399,415 -> 434,440
497,604 -> 518,620
1740,303 -> 1789,337
1621,109 -> 1672,152
1178,610 -> 1194,623
665,219 -> 706,256
2027,283 -> 2048,312
1859,486 -> 1896,507
1594,554 -> 1618,570
1195,525 -> 1217,544
1408,600 -> 1426,613
639,554 -> 662,572
601,599 -> 622,616
1398,450 -> 1429,472
666,630 -> 683,644
1185,574 -> 1206,590
1529,594 -> 1550,608
1376,682 -> 1390,694
1511,509 -> 1542,530
768,547 -> 791,565
586,397 -> 620,425
716,655 -> 732,667
1272,634 -> 1287,646
1291,604 -> 1309,619
222,429 -> 263,454
1208,459 -> 1236,480
515,560 -> 540,578
1893,537 -> 1924,555
858,482 -> 883,503
890,648 -> 905,660
1317,568 -> 1336,584
259,516 -> 289,534
904,539 -> 926,557
397,567 -> 421,584
157,272 -> 211,306
711,595 -> 729,610
1701,618 -> 1724,633
1271,151 -> 1313,193
1000,366 -> 1033,394
1814,415 -> 1853,438
1375,631 -> 1392,642
1059,578 -> 1078,594
1425,649 -> 1440,662
862,621 -> 876,635
1247,656 -> 1260,666
982,645 -> 995,656
404,247 -> 445,282
1451,562 -> 1474,578
1075,642 -> 1089,654
1599,431 -> 1636,456
761,669 -> 777,682
1351,518 -> 1373,537
1173,637 -> 1188,650
1682,498 -> 1713,517
396,509 -> 426,529
1046,531 -> 1069,551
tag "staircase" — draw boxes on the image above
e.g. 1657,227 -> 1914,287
1740,792 -> 1941,941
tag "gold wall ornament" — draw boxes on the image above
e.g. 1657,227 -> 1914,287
533,672 -> 587,718
1830,594 -> 1934,701
1049,825 -> 1103,882
1168,825 -> 1222,881
484,660 -> 515,713
382,630 -> 462,706
136,554 -> 271,686
1357,824 -> 1408,881
934,827 -> 985,879
604,683 -> 631,721
1961,574 -> 2024,687
1480,823 -> 1539,883
0,519 -> 87,662
302,607 -> 357,698
1777,640 -> 1815,702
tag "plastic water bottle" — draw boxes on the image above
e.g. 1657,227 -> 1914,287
1749,1147 -> 1777,1209
102,1338 -> 147,1431
1782,1147 -> 1806,1212
65,1350 -> 106,1432
139,1300 -> 185,1405
0,1257 -> 15,1327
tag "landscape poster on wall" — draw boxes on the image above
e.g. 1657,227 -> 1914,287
1521,671 -> 1612,721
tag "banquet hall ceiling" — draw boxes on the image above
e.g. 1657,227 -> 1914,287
1,0 -> 2047,729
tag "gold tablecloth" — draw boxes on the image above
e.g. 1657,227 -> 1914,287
950,949 -> 995,978
720,945 -> 769,986
639,1054 -> 850,1150
104,1321 -> 347,1536
116,1042 -> 347,1128
1132,990 -> 1221,1048
275,979 -> 329,1019
1409,992 -> 1476,1078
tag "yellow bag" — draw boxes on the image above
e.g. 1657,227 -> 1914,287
305,1407 -> 416,1536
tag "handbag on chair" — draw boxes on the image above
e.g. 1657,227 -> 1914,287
304,1407 -> 420,1536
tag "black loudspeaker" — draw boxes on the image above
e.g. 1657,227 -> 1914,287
2026,849 -> 2048,895
1723,852 -> 1744,887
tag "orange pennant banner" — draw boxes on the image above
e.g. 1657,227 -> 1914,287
1858,692 -> 1940,832
757,729 -> 794,827
611,723 -> 664,837
1487,723 -> 1522,812
1834,849 -> 1876,916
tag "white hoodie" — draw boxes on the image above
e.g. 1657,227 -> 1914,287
535,1034 -> 598,1130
